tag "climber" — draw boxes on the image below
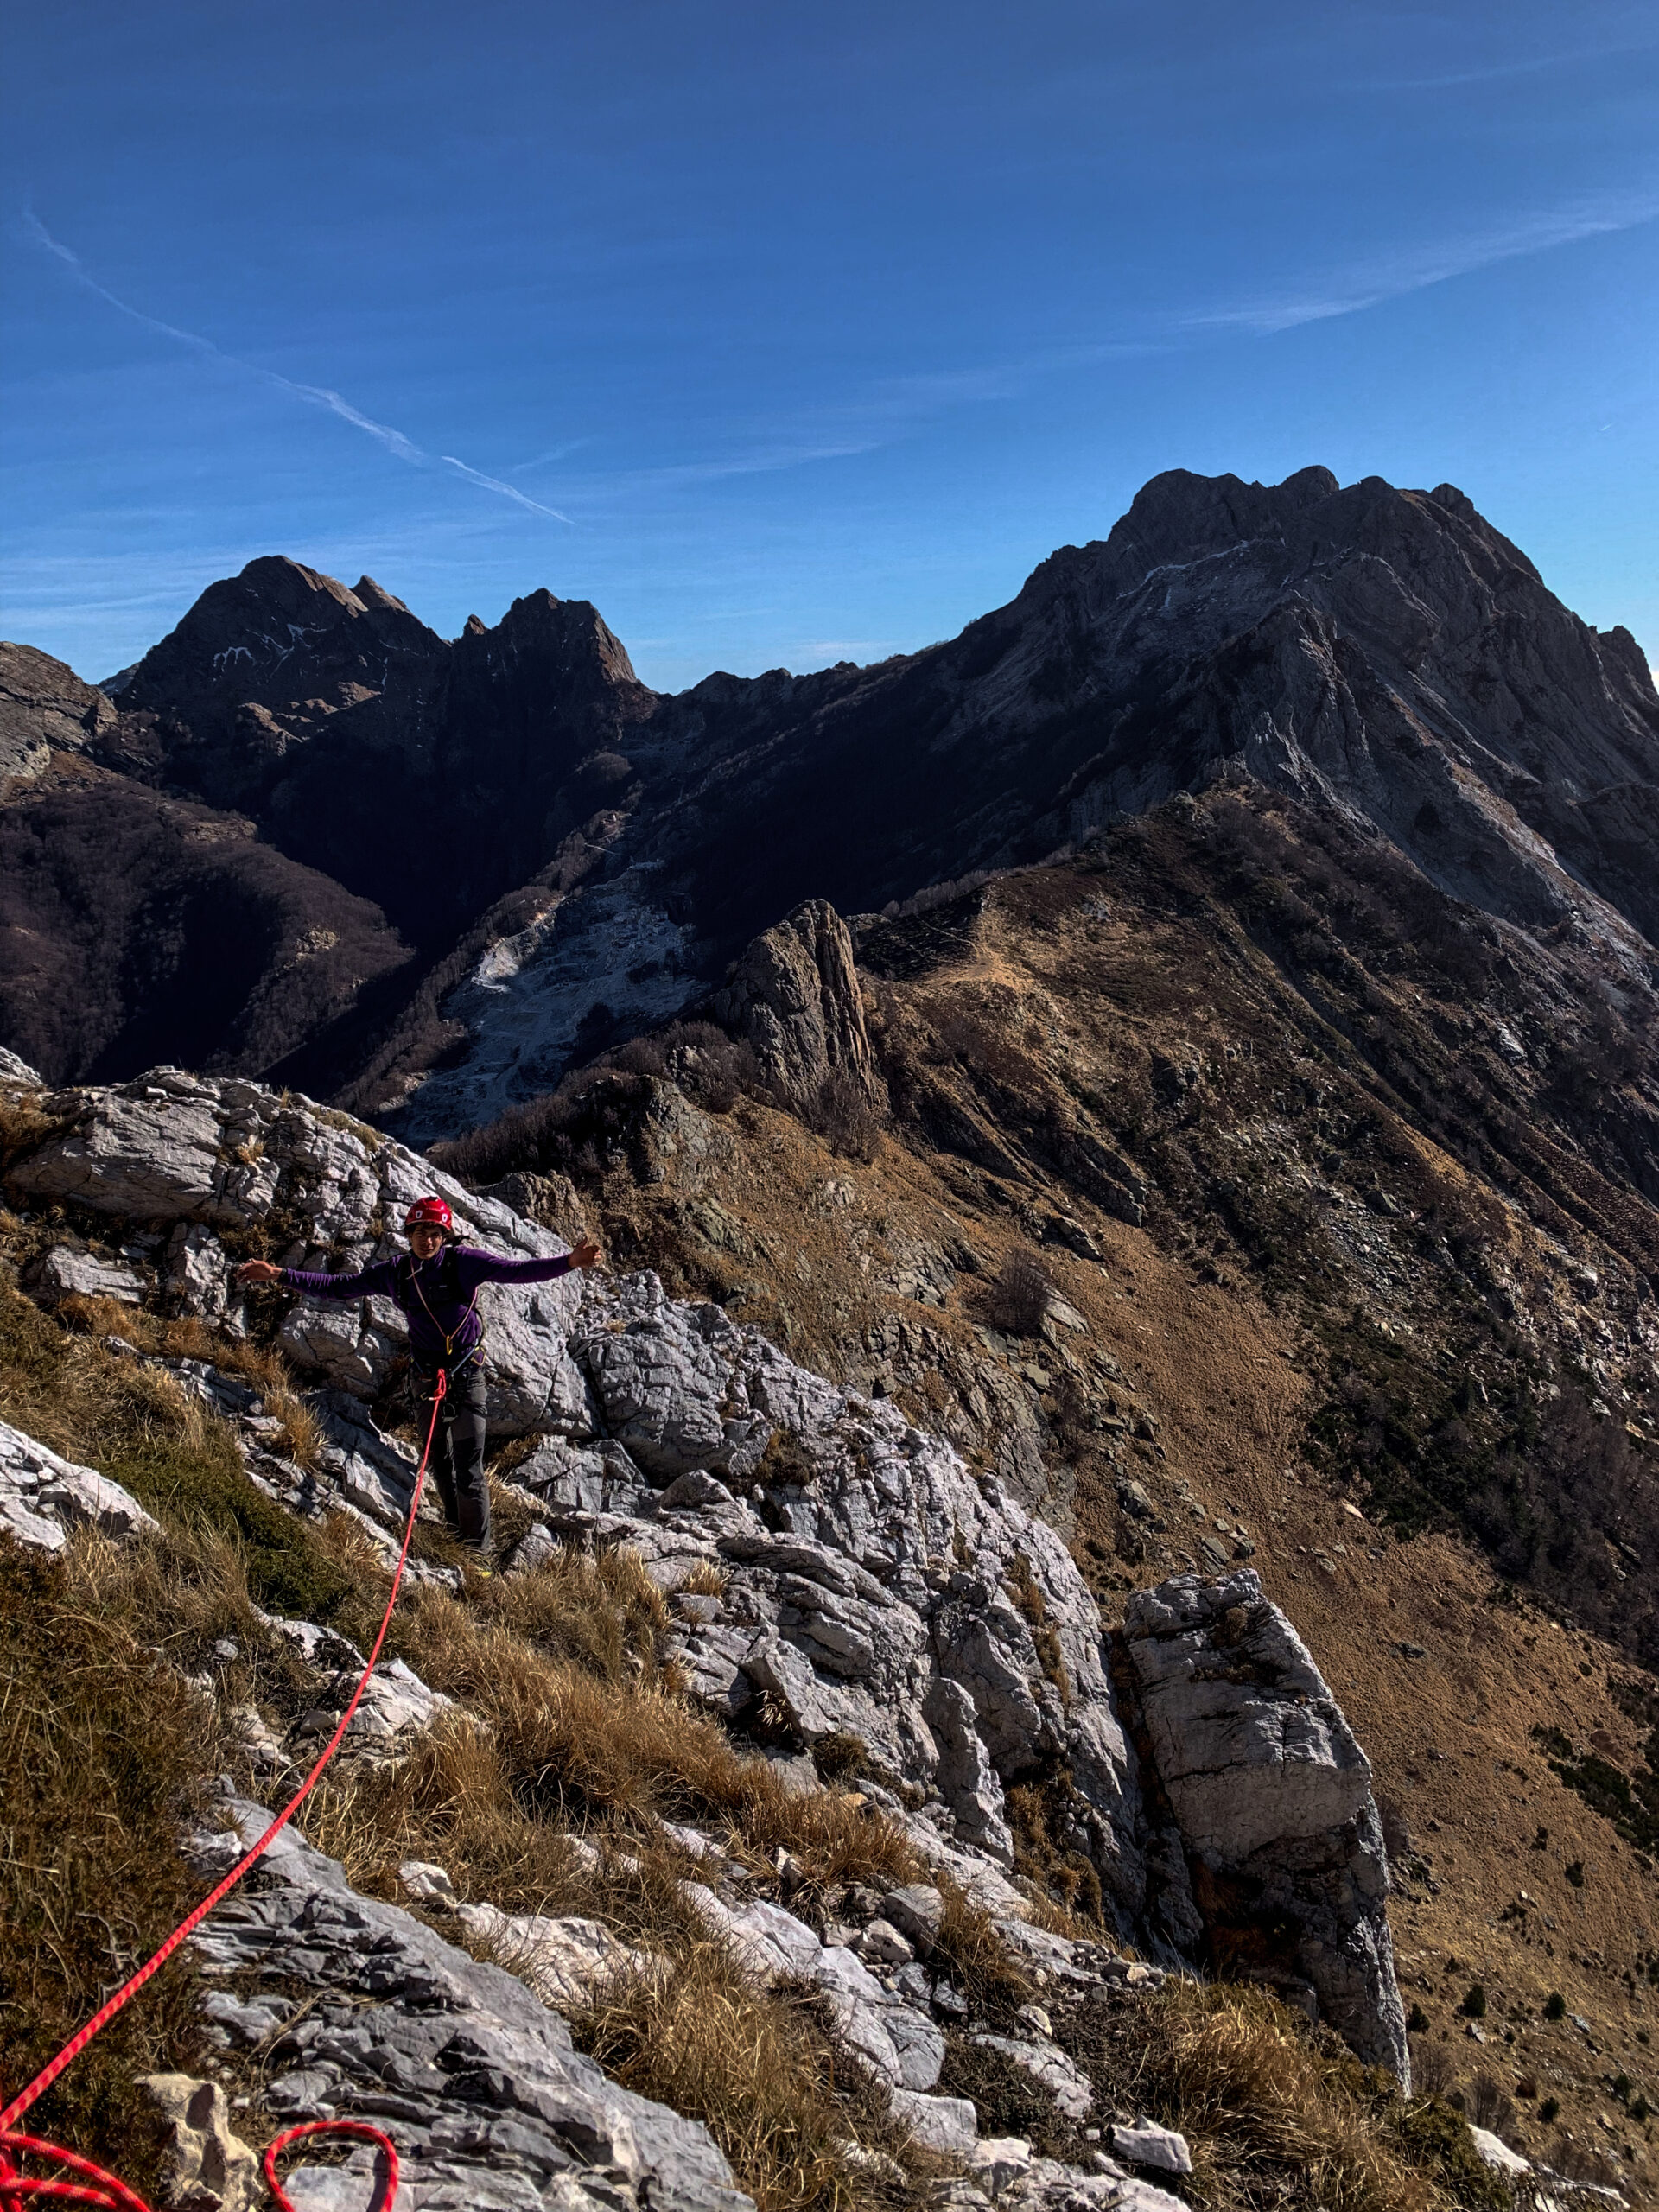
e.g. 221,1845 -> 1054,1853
236,1197 -> 601,1558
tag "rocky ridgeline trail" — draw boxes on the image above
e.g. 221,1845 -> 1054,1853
25,1058 -> 1622,2205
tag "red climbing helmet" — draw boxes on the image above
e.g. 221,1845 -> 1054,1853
404,1196 -> 454,1231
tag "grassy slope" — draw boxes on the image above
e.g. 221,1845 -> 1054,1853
0,1262 -> 1497,2207
444,786 -> 1659,2196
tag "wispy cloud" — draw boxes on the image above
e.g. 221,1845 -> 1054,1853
1187,189 -> 1659,334
16,208 -> 569,524
1361,35 -> 1659,92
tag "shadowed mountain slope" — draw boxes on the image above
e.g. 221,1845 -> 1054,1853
3,467 -> 1655,1119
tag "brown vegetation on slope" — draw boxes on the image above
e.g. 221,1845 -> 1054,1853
0,755 -> 414,1087
0,1214 -> 1513,2209
440,783 -> 1659,2196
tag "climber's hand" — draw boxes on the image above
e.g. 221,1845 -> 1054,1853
569,1238 -> 602,1271
236,1258 -> 283,1285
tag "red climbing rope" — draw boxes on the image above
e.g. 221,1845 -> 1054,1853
264,2120 -> 398,2212
0,1373 -> 449,2212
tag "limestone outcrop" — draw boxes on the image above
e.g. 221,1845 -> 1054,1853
0,1418 -> 158,1551
1,1062 -> 1408,2077
710,899 -> 878,1106
6,1066 -> 586,1439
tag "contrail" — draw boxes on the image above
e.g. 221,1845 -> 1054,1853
442,456 -> 569,522
18,207 -> 567,522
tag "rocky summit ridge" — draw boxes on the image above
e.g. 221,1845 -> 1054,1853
3,467 -> 1654,1140
1,1058 -> 1408,2083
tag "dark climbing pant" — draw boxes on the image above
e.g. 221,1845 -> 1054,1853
412,1357 -> 491,1550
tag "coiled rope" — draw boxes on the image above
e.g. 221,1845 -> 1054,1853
0,1371 -> 448,2212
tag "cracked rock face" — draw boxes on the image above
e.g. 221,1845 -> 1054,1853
555,1268 -> 1145,1921
7,1067 -> 583,1436
1122,1570 -> 1408,2083
188,1801 -> 752,2212
709,898 -> 879,1106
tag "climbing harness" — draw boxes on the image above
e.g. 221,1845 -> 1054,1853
398,1245 -> 485,1369
0,1375 -> 448,2212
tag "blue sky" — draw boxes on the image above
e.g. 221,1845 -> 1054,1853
3,0 -> 1656,690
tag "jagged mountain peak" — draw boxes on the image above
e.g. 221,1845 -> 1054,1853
6,464 -> 1656,1128
478,587 -> 652,693
352,572 -> 412,613
118,551 -> 446,739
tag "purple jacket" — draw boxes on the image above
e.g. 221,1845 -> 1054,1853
279,1243 -> 575,1363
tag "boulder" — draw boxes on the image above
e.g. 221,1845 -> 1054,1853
583,1300 -> 772,1481
1122,1569 -> 1409,2083
1111,2121 -> 1192,2176
397,1860 -> 456,1905
967,2139 -> 1033,2195
890,2088 -> 977,2155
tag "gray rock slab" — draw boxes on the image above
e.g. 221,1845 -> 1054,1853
682,1885 -> 944,2090
0,1417 -> 159,1551
187,1799 -> 751,2212
35,1245 -> 145,1303
457,1905 -> 651,2013
1001,2163 -> 1190,2212
1110,2121 -> 1192,2176
889,2088 -> 977,2155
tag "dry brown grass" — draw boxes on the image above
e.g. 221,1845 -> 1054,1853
68,1517 -> 337,1738
679,1558 -> 729,1599
385,1576 -> 917,1897
575,1948 -> 919,2212
263,1384 -> 321,1469
1154,1985 -> 1440,2209
0,1270 -> 365,1625
0,1091 -> 65,1173
1056,1980 -> 1506,2212
0,1533 -> 226,2201
51,1297 -> 320,1469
